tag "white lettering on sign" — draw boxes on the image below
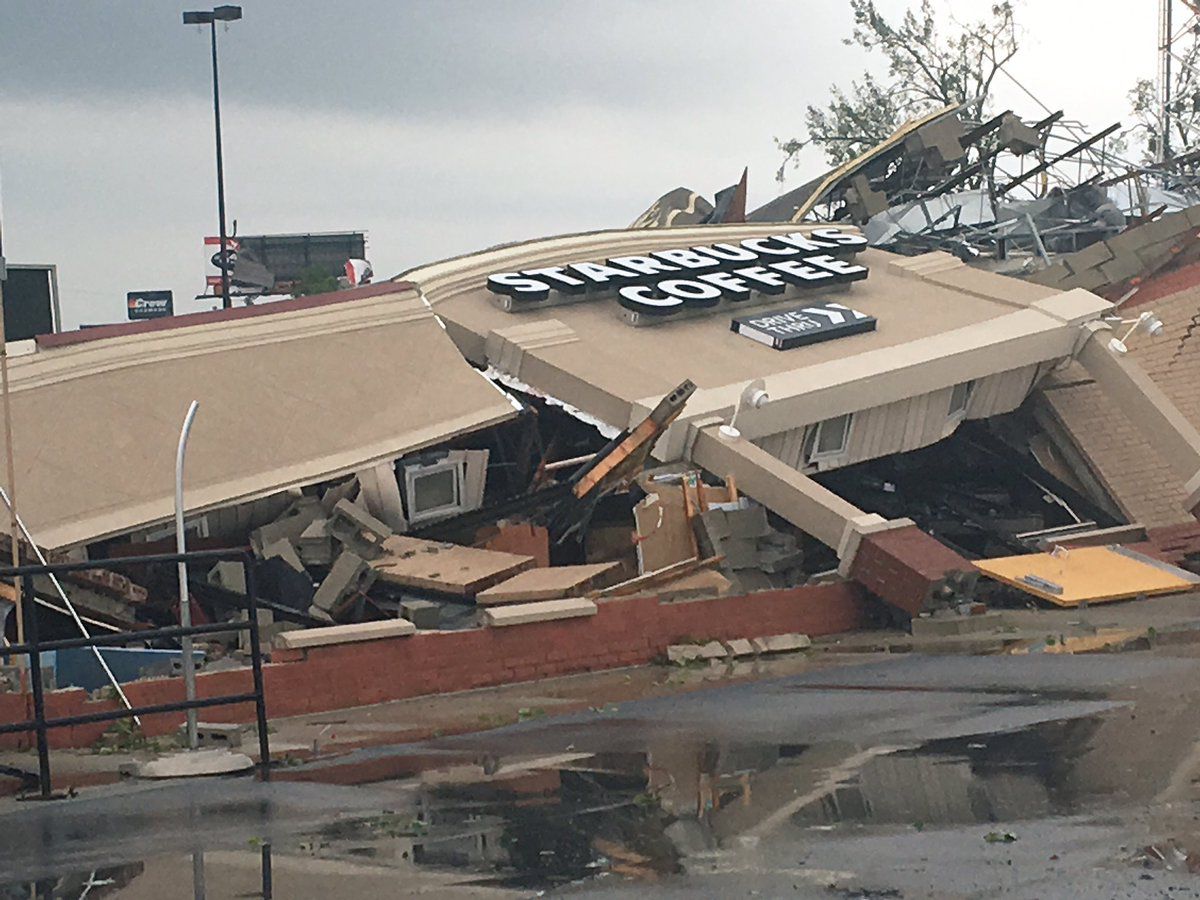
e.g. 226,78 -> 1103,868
485,227 -> 869,320
731,301 -> 876,351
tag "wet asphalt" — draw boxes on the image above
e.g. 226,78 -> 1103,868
3,651 -> 1200,898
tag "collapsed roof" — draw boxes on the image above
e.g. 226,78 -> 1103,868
2,283 -> 517,549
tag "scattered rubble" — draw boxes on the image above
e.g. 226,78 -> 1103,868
667,633 -> 811,665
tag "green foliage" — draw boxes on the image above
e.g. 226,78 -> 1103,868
1127,40 -> 1200,164
777,1 -> 1018,176
292,265 -> 339,297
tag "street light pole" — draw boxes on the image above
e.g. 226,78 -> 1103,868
209,18 -> 231,310
184,6 -> 241,310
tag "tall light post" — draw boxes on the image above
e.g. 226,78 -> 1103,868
183,5 -> 241,310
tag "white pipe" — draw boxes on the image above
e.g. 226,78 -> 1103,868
175,400 -> 200,750
543,453 -> 596,472
0,485 -> 137,723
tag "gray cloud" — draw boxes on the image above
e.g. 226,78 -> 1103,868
0,0 -> 1160,329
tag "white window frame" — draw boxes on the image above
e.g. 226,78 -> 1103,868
806,413 -> 853,464
404,459 -> 465,524
948,380 -> 975,419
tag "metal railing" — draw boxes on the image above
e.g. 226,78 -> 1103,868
0,549 -> 271,797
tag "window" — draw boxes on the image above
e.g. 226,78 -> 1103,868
948,380 -> 975,418
404,460 -> 464,523
804,413 -> 853,463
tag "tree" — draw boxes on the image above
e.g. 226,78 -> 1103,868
292,265 -> 339,297
777,1 -> 1018,178
1128,35 -> 1200,165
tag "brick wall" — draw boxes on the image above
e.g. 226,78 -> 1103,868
1037,282 -> 1200,528
849,525 -> 975,617
0,582 -> 870,750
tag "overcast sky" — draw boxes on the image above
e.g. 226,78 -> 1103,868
0,1 -> 1157,328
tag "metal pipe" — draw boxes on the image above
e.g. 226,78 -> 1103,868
176,400 -> 200,749
0,485 -> 137,722
22,577 -> 51,797
4,619 -> 255,657
244,558 -> 272,782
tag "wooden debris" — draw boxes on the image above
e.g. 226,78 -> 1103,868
476,562 -> 621,606
371,535 -> 535,597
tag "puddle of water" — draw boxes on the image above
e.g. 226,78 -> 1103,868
0,677 -> 1187,896
791,716 -> 1102,829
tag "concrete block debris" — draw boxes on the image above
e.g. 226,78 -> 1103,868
724,638 -> 755,657
400,598 -> 441,629
251,495 -> 323,556
262,538 -> 304,573
695,501 -> 805,592
297,518 -> 334,567
698,640 -> 727,659
311,551 -> 376,618
185,721 -> 253,749
207,560 -> 247,594
667,644 -> 703,664
328,498 -> 393,560
748,633 -> 812,655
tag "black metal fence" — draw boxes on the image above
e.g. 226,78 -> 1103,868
0,549 -> 271,797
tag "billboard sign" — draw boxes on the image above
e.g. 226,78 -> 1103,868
126,290 -> 174,320
202,231 -> 367,296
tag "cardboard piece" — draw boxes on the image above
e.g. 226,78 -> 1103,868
634,489 -> 695,573
371,535 -> 535,596
477,522 -> 551,568
476,562 -> 622,606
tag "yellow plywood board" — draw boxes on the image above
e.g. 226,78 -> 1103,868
975,546 -> 1199,607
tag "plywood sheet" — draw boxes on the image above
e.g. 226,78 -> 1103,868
476,562 -> 621,606
371,535 -> 535,597
975,545 -> 1200,607
633,486 -> 695,574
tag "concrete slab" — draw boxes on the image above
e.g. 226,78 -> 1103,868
724,638 -> 756,657
759,633 -> 812,653
668,644 -> 704,664
275,618 -> 416,650
483,598 -> 598,627
910,611 -> 1006,638
135,748 -> 255,779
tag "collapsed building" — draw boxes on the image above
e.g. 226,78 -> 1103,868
2,115 -> 1200,732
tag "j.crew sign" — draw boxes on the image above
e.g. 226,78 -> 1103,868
485,227 -> 868,324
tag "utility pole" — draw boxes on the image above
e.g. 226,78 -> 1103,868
1160,0 -> 1174,164
0,169 -> 23,660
